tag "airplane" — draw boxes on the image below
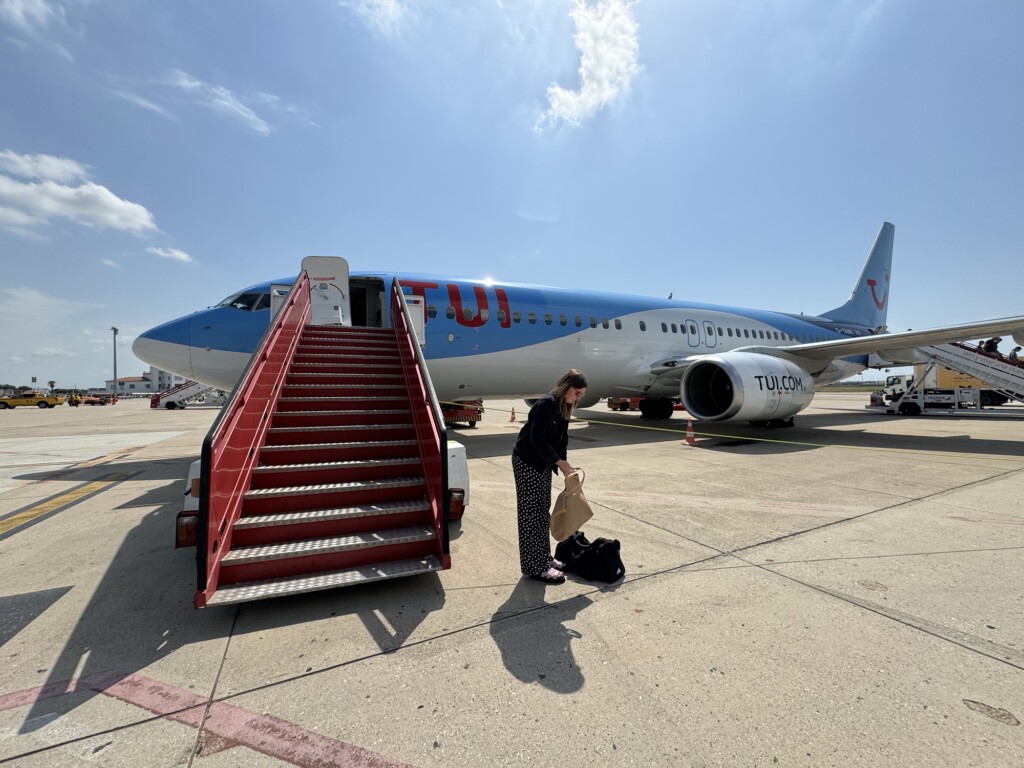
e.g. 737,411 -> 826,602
133,222 -> 1024,427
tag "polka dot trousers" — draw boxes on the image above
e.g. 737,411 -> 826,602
512,453 -> 554,576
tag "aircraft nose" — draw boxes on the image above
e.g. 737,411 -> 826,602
133,315 -> 194,379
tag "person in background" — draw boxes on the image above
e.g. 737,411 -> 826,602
1009,346 -> 1021,364
983,337 -> 1002,354
511,369 -> 589,585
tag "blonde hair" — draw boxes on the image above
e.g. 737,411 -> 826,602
551,369 -> 588,420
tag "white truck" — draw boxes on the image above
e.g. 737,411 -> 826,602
884,364 -> 1009,414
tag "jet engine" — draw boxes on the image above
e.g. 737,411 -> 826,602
680,352 -> 815,424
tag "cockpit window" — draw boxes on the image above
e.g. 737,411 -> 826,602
216,291 -> 271,311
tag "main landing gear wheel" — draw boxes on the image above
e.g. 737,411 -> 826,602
639,397 -> 674,420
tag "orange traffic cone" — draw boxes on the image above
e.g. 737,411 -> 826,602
684,419 -> 696,446
510,407 -> 516,422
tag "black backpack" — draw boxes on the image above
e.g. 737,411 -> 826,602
556,531 -> 625,584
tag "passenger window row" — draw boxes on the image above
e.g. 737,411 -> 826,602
424,304 -> 825,343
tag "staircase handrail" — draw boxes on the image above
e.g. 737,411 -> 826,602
929,342 -> 1024,398
390,279 -> 451,566
160,379 -> 199,397
195,271 -> 310,607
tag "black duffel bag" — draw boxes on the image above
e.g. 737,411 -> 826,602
555,531 -> 625,584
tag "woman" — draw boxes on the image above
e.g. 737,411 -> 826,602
511,369 -> 588,584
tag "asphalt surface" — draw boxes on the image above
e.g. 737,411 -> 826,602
0,395 -> 1021,767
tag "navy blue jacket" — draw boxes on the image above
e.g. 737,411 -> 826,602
512,394 -> 569,474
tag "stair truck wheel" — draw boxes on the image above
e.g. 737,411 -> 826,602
898,401 -> 922,416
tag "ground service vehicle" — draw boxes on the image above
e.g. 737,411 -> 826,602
884,365 -> 1009,410
81,393 -> 114,406
0,391 -> 65,409
441,400 -> 483,427
607,396 -> 642,411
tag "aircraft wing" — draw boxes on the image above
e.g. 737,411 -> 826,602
648,314 -> 1024,381
774,315 -> 1024,364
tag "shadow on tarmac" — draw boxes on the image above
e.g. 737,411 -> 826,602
232,571 -> 446,653
18,467 -> 449,733
489,581 -> 593,693
19,481 -> 225,733
13,457 -> 201,485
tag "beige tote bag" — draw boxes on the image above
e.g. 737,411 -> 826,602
550,470 -> 594,542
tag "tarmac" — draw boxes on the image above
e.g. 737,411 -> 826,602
0,394 -> 1021,767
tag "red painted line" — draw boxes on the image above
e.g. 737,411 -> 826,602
0,672 -> 415,768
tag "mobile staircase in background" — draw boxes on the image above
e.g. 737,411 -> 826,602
924,343 -> 1024,402
192,265 -> 451,607
886,342 -> 1024,416
151,379 -> 213,409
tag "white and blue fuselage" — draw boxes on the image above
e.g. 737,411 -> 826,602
133,223 -> 1024,425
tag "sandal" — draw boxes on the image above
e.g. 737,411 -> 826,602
529,567 -> 566,585
549,558 -> 566,570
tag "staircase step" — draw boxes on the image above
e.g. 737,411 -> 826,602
280,385 -> 406,399
285,373 -> 406,386
233,499 -> 432,545
243,476 -> 427,514
259,439 -> 419,464
290,361 -> 402,372
250,457 -> 421,488
207,555 -> 443,605
266,423 -> 416,443
223,524 -> 435,565
274,404 -> 412,422
270,417 -> 413,433
300,330 -> 396,338
218,526 -> 438,585
297,342 -> 398,354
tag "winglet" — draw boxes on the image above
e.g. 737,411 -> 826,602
820,222 -> 895,329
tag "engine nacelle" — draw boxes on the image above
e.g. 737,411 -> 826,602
681,352 -> 815,423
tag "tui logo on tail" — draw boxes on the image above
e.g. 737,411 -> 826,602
867,271 -> 889,310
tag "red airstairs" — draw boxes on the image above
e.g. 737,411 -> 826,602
193,271 -> 450,607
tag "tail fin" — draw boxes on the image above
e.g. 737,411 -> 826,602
820,221 -> 894,331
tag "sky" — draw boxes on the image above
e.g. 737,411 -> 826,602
1,0 -> 1022,389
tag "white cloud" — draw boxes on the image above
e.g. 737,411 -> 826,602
33,346 -> 77,358
538,0 -> 641,129
146,246 -> 195,263
0,175 -> 158,234
168,70 -> 273,136
340,0 -> 405,36
0,149 -> 87,183
0,286 -> 102,320
101,258 -> 120,269
9,355 -> 25,363
0,150 -> 158,236
0,0 -> 62,33
112,90 -> 176,120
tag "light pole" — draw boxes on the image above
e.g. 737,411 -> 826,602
111,326 -> 119,395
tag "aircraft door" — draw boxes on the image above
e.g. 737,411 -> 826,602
301,256 -> 351,326
406,295 -> 426,346
686,319 -> 701,348
269,284 -> 291,318
703,321 -> 718,349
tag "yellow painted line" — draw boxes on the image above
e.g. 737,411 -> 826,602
0,473 -> 130,536
569,414 -> 1024,464
473,401 -> 1024,465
